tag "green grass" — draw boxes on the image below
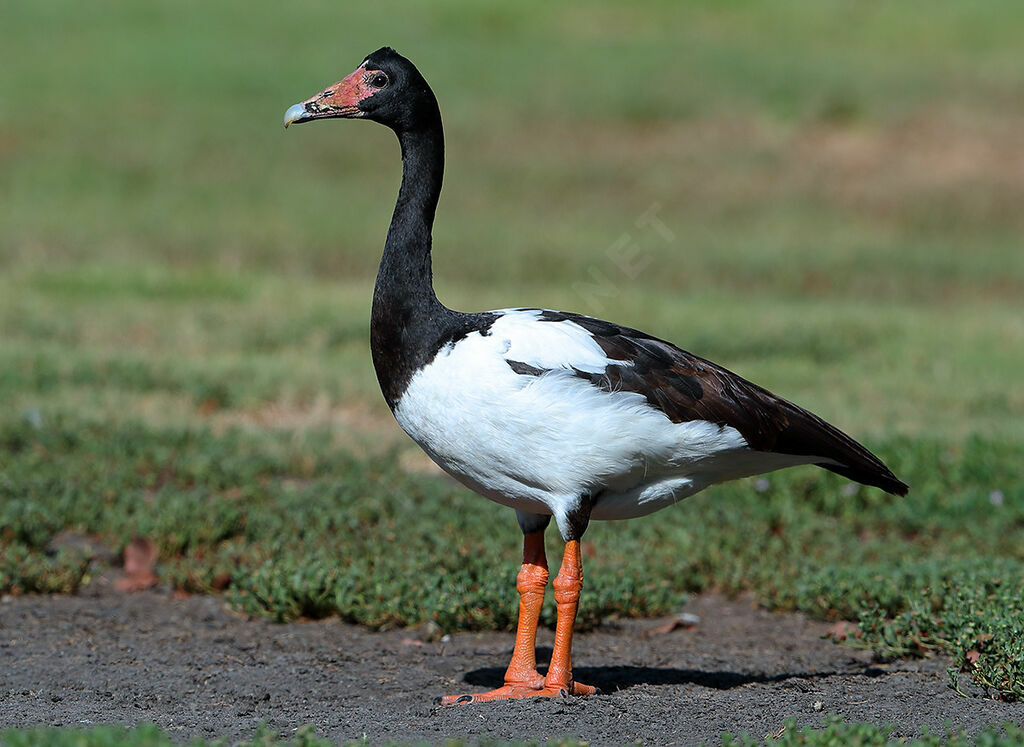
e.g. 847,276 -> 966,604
0,723 -> 331,747
3,417 -> 1022,700
726,717 -> 1024,746
2,0 -> 1023,714
2,719 -> 1022,746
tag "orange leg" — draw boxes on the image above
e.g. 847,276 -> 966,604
523,539 -> 597,698
440,530 -> 549,704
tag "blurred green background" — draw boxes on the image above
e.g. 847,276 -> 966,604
2,0 -> 1024,701
3,0 -> 1022,439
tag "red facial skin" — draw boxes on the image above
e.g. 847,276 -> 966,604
298,63 -> 382,119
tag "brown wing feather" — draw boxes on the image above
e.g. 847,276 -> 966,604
531,310 -> 908,496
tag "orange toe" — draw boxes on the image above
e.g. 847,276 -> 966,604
439,682 -> 543,705
522,680 -> 599,699
439,678 -> 599,705
569,680 -> 599,696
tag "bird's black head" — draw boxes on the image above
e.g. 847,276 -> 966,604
284,47 -> 439,133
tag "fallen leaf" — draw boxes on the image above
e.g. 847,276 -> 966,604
965,650 -> 981,666
643,612 -> 700,636
823,621 -> 860,642
210,572 -> 232,591
115,537 -> 159,592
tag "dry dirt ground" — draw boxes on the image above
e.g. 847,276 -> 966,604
1,583 -> 1020,745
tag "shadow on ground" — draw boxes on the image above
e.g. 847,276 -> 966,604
463,656 -> 847,693
0,585 -> 1017,743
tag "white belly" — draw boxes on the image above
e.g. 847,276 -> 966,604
392,321 -> 812,522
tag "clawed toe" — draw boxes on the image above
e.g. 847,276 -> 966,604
439,679 -> 598,705
521,679 -> 598,699
439,683 -> 542,705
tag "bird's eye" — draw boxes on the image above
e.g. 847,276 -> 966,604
367,72 -> 389,89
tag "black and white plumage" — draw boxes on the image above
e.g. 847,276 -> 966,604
391,305 -> 906,539
285,47 -> 907,703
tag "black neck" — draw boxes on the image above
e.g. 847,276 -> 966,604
373,124 -> 445,310
370,112 -> 454,407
